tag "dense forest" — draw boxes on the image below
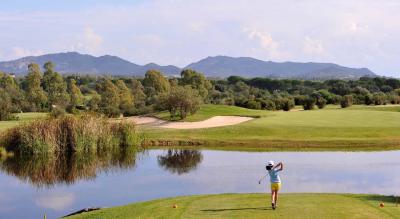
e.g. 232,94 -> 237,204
1,62 -> 400,121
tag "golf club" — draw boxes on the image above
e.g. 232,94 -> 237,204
258,174 -> 267,184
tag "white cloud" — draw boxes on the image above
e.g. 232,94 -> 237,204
35,192 -> 75,211
303,37 -> 324,56
244,28 -> 289,60
10,47 -> 43,59
73,27 -> 104,54
0,0 -> 400,75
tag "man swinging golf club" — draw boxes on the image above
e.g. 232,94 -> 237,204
259,160 -> 283,210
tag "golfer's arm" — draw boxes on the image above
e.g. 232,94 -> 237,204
279,162 -> 283,171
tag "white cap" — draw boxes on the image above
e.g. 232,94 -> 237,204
267,160 -> 275,166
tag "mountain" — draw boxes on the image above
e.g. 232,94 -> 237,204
0,53 -> 377,79
0,52 -> 181,76
185,56 -> 376,80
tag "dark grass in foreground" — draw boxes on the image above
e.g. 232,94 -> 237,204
65,193 -> 400,219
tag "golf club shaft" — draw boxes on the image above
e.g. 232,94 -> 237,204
259,174 -> 267,182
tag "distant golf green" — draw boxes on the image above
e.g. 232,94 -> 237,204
66,193 -> 400,219
155,104 -> 268,122
147,104 -> 400,150
0,112 -> 48,131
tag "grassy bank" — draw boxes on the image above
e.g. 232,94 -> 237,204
146,105 -> 400,150
66,193 -> 400,219
0,113 -> 48,131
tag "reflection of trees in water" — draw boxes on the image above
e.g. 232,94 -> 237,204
157,149 -> 203,175
0,146 -> 142,188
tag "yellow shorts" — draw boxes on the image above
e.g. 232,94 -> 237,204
271,182 -> 281,191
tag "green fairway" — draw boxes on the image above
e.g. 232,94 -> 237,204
155,104 -> 269,122
0,113 -> 48,132
66,193 -> 400,219
145,104 -> 400,150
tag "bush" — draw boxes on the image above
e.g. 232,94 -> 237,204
264,99 -> 276,111
281,98 -> 295,111
389,95 -> 400,104
316,97 -> 327,109
50,107 -> 66,118
302,97 -> 316,110
340,95 -> 353,108
246,100 -> 262,110
373,92 -> 387,105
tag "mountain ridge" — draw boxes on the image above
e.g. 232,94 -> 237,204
0,52 -> 377,79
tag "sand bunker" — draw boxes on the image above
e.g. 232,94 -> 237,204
121,116 -> 253,129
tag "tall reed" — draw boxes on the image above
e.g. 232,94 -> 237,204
0,113 -> 143,155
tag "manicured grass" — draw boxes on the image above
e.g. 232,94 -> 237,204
155,104 -> 269,122
0,113 -> 48,132
145,105 -> 400,150
66,193 -> 400,219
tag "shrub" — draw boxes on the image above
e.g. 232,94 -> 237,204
316,97 -> 327,109
246,100 -> 262,110
373,92 -> 387,105
50,107 -> 66,118
302,97 -> 316,110
281,98 -> 295,111
340,95 -> 353,108
264,99 -> 276,111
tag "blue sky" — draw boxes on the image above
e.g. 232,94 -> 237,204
0,0 -> 399,77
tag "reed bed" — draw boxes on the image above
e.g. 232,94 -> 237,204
0,113 -> 142,155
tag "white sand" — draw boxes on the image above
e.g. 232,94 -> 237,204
120,116 -> 254,129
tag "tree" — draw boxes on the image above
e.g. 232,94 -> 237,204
302,96 -> 316,110
0,88 -> 15,121
25,63 -> 47,111
99,79 -> 120,117
131,79 -> 146,106
142,70 -> 170,96
87,91 -> 101,112
0,73 -> 25,112
180,69 -> 212,100
44,63 -> 69,107
162,86 -> 202,119
42,61 -> 55,92
116,80 -> 135,116
340,95 -> 353,108
68,79 -> 84,111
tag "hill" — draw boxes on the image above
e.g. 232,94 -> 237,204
0,52 -> 181,76
0,53 -> 377,79
186,56 -> 376,80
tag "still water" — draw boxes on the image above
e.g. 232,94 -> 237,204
0,149 -> 399,218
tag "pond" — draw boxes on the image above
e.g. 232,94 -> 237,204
0,149 -> 399,218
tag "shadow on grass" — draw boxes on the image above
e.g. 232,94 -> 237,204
355,195 -> 400,206
201,207 -> 271,212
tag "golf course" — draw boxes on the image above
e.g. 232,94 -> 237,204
144,104 -> 400,150
65,193 -> 400,219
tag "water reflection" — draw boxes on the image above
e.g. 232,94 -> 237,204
157,149 -> 203,175
0,146 -> 141,187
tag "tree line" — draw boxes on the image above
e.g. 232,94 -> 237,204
1,62 -> 400,121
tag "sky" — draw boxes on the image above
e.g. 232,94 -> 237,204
0,0 -> 399,77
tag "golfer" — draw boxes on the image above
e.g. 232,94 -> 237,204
266,160 -> 283,210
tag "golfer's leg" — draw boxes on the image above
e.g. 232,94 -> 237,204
272,190 -> 276,204
275,191 -> 279,205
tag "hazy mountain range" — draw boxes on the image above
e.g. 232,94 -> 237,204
0,52 -> 377,80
